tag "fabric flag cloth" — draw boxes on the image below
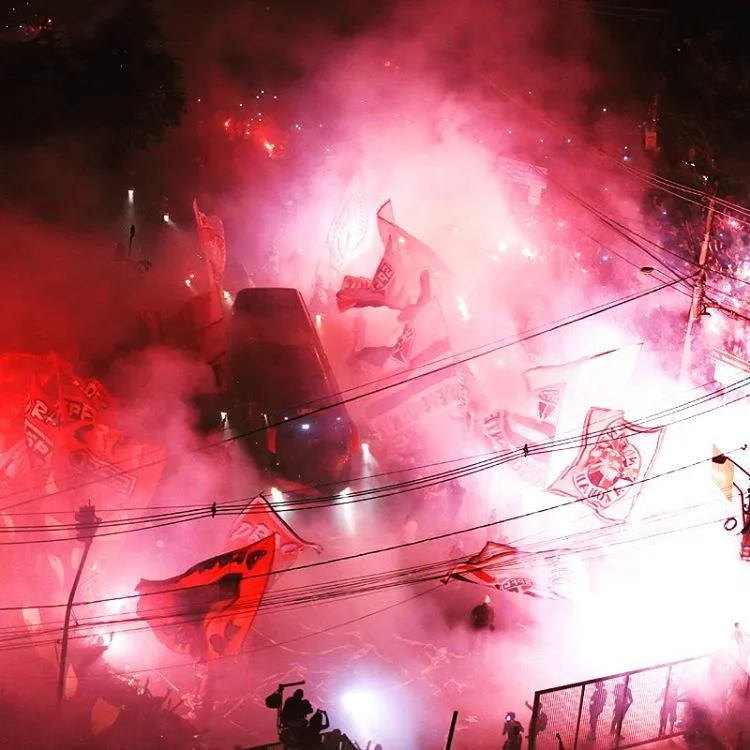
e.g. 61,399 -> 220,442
228,494 -> 322,574
327,170 -> 368,273
442,541 -> 582,600
336,200 -> 447,312
362,296 -> 465,441
711,447 -> 735,501
484,345 -> 642,486
52,421 -> 166,525
135,535 -> 276,662
546,406 -> 665,524
192,199 -> 228,298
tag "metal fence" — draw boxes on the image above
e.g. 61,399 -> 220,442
529,651 -> 750,750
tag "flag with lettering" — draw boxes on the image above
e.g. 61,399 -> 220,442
546,406 -> 664,524
362,295 -> 464,440
228,494 -> 322,574
52,422 -> 166,524
336,201 -> 447,312
135,535 -> 275,661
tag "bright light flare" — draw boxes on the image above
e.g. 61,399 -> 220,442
223,290 -> 234,304
270,487 -> 284,503
456,296 -> 471,322
315,313 -> 323,328
163,213 -> 170,223
340,689 -> 381,741
263,140 -> 276,157
127,189 -> 134,203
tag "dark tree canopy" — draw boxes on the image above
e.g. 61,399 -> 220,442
0,0 -> 185,163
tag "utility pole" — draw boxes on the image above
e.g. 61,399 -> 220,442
445,710 -> 459,750
56,502 -> 101,717
679,195 -> 717,382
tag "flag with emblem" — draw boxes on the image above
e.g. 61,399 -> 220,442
135,534 -> 275,661
484,345 -> 642,486
442,542 -> 579,599
228,494 -> 322,575
336,201 -> 447,312
546,406 -> 664,524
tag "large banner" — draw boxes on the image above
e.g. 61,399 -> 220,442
484,345 -> 642,486
0,354 -> 165,527
136,535 -> 275,662
546,406 -> 664,524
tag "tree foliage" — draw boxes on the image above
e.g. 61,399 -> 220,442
0,0 -> 185,163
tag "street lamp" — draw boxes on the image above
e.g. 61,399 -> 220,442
712,452 -> 750,559
56,503 -> 102,715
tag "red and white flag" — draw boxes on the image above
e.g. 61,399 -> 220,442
336,201 -> 447,312
362,296 -> 465,440
193,199 -> 227,298
443,541 -> 581,600
484,345 -> 642,486
546,406 -> 664,524
228,494 -> 322,574
136,535 -> 275,661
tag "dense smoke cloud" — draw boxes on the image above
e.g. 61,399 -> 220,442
2,1 -> 748,749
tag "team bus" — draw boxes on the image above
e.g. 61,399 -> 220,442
228,288 -> 360,485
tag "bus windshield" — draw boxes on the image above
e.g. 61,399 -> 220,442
230,289 -> 338,412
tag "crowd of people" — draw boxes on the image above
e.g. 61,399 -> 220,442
263,686 -> 374,750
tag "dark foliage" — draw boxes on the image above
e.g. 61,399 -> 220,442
0,0 -> 185,163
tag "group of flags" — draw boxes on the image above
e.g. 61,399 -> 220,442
322,190 -> 469,453
0,353 -> 165,528
484,344 -> 666,525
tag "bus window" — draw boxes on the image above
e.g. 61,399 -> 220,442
228,288 -> 358,485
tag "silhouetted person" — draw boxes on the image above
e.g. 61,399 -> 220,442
610,680 -> 633,736
658,679 -> 679,737
305,709 -> 329,749
471,595 -> 496,631
504,723 -> 523,750
588,681 -> 607,740
281,688 -> 313,729
503,713 -> 524,739
525,701 -> 547,747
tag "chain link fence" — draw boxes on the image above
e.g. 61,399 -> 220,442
530,652 -> 750,750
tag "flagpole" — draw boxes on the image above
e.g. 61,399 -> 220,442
56,503 -> 101,717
